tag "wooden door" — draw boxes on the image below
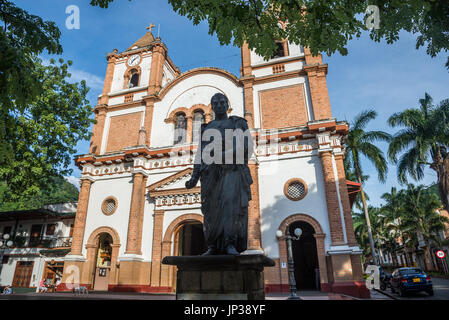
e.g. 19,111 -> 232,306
93,267 -> 110,291
12,261 -> 34,287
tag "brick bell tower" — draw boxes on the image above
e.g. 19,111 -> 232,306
60,26 -> 181,291
240,38 -> 368,298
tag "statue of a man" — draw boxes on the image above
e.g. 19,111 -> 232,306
185,93 -> 254,255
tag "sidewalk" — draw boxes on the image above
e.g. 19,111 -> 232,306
0,290 -> 359,300
266,290 -> 357,300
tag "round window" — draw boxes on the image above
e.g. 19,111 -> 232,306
284,179 -> 308,201
102,197 -> 118,216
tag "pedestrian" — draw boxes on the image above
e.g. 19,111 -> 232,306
2,285 -> 12,295
39,279 -> 48,293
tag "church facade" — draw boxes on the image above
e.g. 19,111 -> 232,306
60,27 -> 369,298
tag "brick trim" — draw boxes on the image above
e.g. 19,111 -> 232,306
276,214 -> 328,288
70,179 -> 93,255
319,150 -> 345,245
125,173 -> 147,255
158,67 -> 242,100
283,178 -> 308,201
123,64 -> 142,90
159,214 -> 204,288
101,196 -> 118,216
147,168 -> 193,191
85,226 -> 121,287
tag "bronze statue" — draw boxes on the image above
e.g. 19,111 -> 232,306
185,93 -> 254,255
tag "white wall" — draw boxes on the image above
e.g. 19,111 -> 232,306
250,42 -> 304,66
258,153 -> 331,258
151,72 -> 244,148
110,62 -> 128,93
83,176 -> 135,258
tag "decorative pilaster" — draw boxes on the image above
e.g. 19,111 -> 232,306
89,105 -> 107,155
125,172 -> 148,255
98,51 -> 117,105
242,77 -> 255,129
334,153 -> 357,246
148,41 -> 166,95
247,160 -> 262,252
70,178 -> 94,256
303,56 -> 332,121
143,98 -> 156,146
240,42 -> 255,129
240,41 -> 252,77
186,115 -> 193,143
150,210 -> 165,287
319,150 -> 345,245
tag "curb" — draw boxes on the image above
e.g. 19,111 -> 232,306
374,288 -> 398,300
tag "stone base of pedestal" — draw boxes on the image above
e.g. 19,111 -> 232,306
162,254 -> 275,300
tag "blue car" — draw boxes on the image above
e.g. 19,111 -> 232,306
390,267 -> 433,297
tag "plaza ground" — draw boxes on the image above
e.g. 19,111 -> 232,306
1,277 -> 448,300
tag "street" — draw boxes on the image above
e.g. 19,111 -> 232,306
376,277 -> 449,300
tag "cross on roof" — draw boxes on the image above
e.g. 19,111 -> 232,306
146,23 -> 156,33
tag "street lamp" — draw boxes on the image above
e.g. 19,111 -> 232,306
276,226 -> 303,300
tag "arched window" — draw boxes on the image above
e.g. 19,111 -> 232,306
192,110 -> 205,143
127,69 -> 140,88
271,41 -> 287,59
174,112 -> 187,145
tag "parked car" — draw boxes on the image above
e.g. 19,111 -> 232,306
390,267 -> 433,297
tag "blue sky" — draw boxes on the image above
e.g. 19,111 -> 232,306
16,0 -> 449,207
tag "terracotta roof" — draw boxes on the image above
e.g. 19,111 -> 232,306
126,31 -> 155,51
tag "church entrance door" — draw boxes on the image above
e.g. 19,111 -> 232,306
289,221 -> 320,290
177,222 -> 207,256
93,233 -> 113,291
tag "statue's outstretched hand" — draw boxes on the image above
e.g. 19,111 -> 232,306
185,178 -> 198,189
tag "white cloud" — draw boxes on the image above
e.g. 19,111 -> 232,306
65,176 -> 80,190
69,68 -> 104,91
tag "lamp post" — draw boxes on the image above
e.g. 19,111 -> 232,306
276,226 -> 303,300
0,233 -> 14,277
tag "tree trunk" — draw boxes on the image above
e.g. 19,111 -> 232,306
431,148 -> 449,211
356,173 -> 378,265
424,240 -> 434,271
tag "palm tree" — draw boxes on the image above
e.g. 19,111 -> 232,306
353,206 -> 391,264
388,93 -> 449,211
381,187 -> 411,265
400,184 -> 449,271
345,110 -> 392,264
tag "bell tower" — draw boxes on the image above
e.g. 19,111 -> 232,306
241,39 -> 368,297
89,25 -> 181,155
240,40 -> 333,130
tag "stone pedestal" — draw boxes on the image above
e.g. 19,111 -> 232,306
162,254 -> 275,300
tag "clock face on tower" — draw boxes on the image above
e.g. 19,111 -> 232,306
127,54 -> 141,67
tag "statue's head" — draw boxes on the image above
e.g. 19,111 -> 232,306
211,93 -> 229,117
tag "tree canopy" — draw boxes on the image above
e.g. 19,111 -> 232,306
90,0 -> 449,69
0,1 -> 95,201
0,176 -> 79,212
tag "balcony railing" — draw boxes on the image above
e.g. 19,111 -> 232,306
13,236 -> 72,249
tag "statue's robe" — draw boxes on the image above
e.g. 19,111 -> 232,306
192,116 -> 254,253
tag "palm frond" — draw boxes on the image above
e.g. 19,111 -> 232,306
352,109 -> 377,131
